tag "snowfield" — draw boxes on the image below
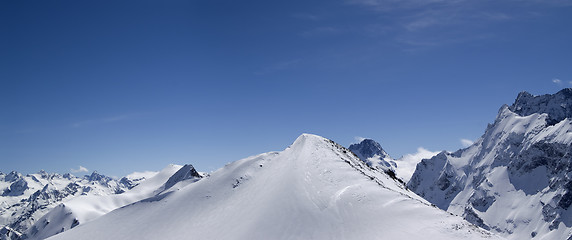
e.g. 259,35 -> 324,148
48,134 -> 500,240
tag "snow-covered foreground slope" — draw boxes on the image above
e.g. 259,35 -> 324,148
409,89 -> 572,240
24,164 -> 203,240
50,134 -> 500,240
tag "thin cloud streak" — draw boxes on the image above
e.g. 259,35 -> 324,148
345,0 -> 562,50
72,114 -> 133,128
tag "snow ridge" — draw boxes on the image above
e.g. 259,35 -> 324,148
48,134 -> 500,240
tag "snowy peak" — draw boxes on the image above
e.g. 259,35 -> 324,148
4,171 -> 23,183
509,88 -> 572,124
288,133 -> 331,152
348,139 -> 390,160
408,88 -> 572,239
163,164 -> 202,190
348,138 -> 396,173
85,171 -> 112,183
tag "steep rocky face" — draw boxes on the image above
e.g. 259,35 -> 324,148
509,88 -> 572,125
348,139 -> 397,172
348,139 -> 390,160
408,89 -> 572,240
0,170 -> 142,240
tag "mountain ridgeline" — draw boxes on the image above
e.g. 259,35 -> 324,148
3,88 -> 572,239
45,134 -> 498,240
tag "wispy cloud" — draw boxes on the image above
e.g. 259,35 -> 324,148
72,114 -> 132,128
345,0 -> 561,49
71,166 -> 89,173
396,147 -> 440,182
552,78 -> 572,87
460,138 -> 474,147
346,0 -> 457,11
354,136 -> 367,143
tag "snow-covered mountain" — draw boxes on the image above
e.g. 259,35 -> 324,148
0,169 -> 151,240
408,88 -> 572,239
48,134 -> 500,240
348,139 -> 438,182
348,139 -> 397,172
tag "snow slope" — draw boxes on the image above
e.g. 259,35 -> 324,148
409,88 -> 572,240
24,164 -> 196,240
49,134 -> 500,240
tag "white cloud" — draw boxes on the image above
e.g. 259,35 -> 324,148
396,147 -> 440,182
353,136 -> 366,143
553,78 -> 562,84
71,166 -> 89,173
460,138 -> 474,147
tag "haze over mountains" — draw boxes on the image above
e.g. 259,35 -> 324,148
1,89 -> 571,239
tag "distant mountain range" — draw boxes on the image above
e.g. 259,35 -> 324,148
0,169 -> 144,240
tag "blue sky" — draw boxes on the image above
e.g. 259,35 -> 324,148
1,0 -> 571,177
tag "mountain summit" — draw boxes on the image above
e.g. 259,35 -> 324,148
409,89 -> 572,240
49,134 -> 499,240
348,139 -> 390,160
348,138 -> 396,173
509,88 -> 572,124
